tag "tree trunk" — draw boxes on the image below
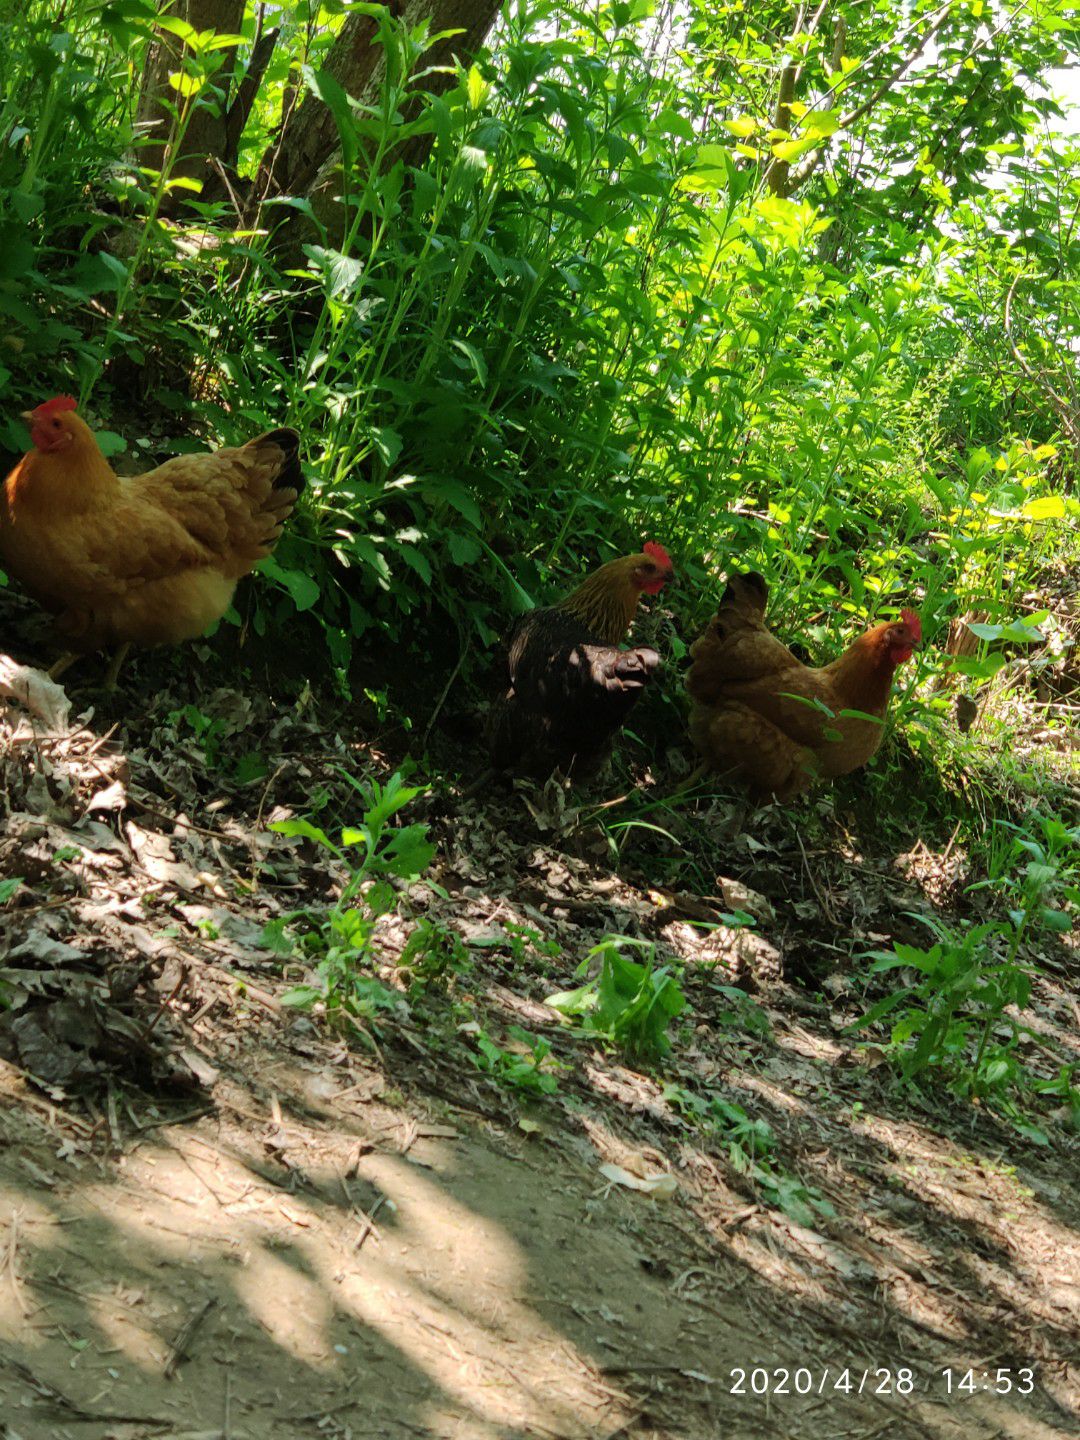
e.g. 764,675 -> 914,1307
136,0 -> 270,212
257,0 -> 501,207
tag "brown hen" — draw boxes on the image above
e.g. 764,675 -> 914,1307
1,396 -> 303,682
686,572 -> 920,801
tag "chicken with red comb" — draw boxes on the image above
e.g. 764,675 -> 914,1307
1,397 -> 304,686
686,573 -> 920,801
485,543 -> 674,780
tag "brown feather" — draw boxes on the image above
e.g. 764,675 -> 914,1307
0,411 -> 304,653
686,572 -> 918,801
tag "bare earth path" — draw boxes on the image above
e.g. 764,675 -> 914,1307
0,671 -> 1077,1439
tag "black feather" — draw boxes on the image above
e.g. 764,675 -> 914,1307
256,427 -> 304,499
487,605 -> 662,779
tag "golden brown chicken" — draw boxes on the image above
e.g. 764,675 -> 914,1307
0,396 -> 303,683
487,542 -> 674,779
686,572 -> 920,801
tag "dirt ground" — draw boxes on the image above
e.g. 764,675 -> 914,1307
0,653 -> 1078,1440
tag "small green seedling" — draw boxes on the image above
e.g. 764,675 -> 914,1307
546,936 -> 686,1061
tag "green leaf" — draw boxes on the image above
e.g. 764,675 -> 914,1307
466,65 -> 488,109
280,985 -> 326,1009
95,430 -> 127,458
260,556 -> 320,611
380,824 -> 436,879
270,817 -> 338,853
967,619 -> 1044,644
450,338 -> 488,386
369,425 -> 402,467
303,244 -> 364,298
447,532 -> 481,565
1020,495 -> 1066,520
429,480 -> 481,528
259,918 -> 295,955
304,64 -> 358,175
156,15 -> 197,42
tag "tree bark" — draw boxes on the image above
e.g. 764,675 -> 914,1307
136,0 -> 245,174
257,0 -> 501,207
136,0 -> 275,212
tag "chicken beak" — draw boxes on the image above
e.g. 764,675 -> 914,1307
19,411 -> 34,423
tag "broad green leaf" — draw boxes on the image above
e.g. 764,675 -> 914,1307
270,817 -> 337,852
261,556 -> 320,612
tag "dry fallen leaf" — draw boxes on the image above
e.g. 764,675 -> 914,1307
599,1163 -> 678,1200
0,655 -> 71,733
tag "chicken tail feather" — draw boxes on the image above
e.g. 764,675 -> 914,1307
247,428 -> 304,499
720,570 -> 768,619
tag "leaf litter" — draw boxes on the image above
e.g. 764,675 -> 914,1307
0,654 -> 1077,1439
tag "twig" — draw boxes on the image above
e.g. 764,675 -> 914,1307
602,1362 -> 715,1381
420,633 -> 471,750
133,1104 -> 216,1132
164,1296 -> 218,1379
353,1193 -> 387,1251
939,818 -> 964,869
795,829 -> 838,925
0,896 -> 77,922
288,1396 -> 362,1423
0,1059 -> 95,1133
4,1211 -> 27,1317
140,966 -> 189,1041
251,760 -> 289,889
459,764 -> 498,800
130,792 -> 239,842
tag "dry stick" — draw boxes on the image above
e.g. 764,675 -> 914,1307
3,1211 -> 27,1318
0,1059 -> 95,1133
81,721 -> 121,759
134,1105 -> 216,1133
130,792 -> 239,842
164,1295 -> 218,1379
223,1366 -> 233,1440
353,1193 -> 388,1251
251,759 -> 289,889
939,818 -> 964,869
460,764 -> 498,800
795,829 -> 838,925
140,966 -> 189,1041
420,633 -> 471,750
0,896 -> 78,922
290,1398 -> 362,1423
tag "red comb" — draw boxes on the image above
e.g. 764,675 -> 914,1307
901,609 -> 922,641
643,541 -> 671,569
32,395 -> 78,420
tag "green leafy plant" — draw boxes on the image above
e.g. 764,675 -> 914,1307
471,1025 -> 563,1096
169,704 -> 229,770
469,922 -> 563,974
264,771 -> 435,1025
849,809 -> 1078,1120
397,918 -> 472,998
850,919 -> 1031,1094
546,937 -> 686,1062
664,1083 -> 832,1227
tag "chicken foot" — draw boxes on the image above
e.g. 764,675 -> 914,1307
47,641 -> 131,691
47,651 -> 79,681
102,642 -> 132,691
